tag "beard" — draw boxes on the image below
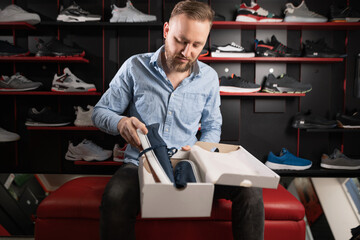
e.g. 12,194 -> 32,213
164,43 -> 198,73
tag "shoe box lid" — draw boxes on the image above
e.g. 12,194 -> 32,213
139,141 -> 280,218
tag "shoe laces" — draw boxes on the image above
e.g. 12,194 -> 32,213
230,42 -> 243,50
11,73 -> 31,83
138,145 -> 178,159
82,139 -> 104,151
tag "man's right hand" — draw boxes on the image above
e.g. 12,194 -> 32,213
117,117 -> 148,150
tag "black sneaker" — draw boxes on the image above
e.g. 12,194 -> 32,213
330,3 -> 360,22
336,112 -> 360,128
255,35 -> 301,57
25,107 -> 73,126
262,74 -> 312,93
0,40 -> 30,56
220,74 -> 261,93
303,39 -> 347,58
174,160 -> 200,188
35,38 -> 85,57
57,1 -> 101,22
292,111 -> 337,129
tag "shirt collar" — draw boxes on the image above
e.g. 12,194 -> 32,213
150,45 -> 202,78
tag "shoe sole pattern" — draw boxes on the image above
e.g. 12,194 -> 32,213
265,161 -> 312,170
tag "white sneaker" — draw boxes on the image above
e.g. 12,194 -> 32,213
0,4 -> 41,25
74,105 -> 94,127
51,67 -> 96,92
110,1 -> 156,23
65,139 -> 112,161
113,143 -> 127,162
0,127 -> 20,142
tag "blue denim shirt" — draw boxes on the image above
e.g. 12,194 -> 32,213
92,46 -> 222,165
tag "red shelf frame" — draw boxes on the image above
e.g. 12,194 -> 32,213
0,56 -> 89,63
212,21 -> 360,30
26,126 -> 99,131
220,92 -> 306,97
199,56 -> 344,63
0,91 -> 101,96
0,22 -> 36,30
73,161 -> 123,166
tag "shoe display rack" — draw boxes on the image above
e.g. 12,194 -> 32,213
1,0 -> 360,178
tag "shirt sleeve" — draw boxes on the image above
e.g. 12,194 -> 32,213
199,71 -> 222,143
92,61 -> 133,135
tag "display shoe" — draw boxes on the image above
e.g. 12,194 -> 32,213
0,73 -> 42,91
211,42 -> 255,58
291,111 -> 337,129
65,139 -> 112,161
74,105 -> 94,126
35,38 -> 85,57
174,160 -> 200,188
25,107 -> 73,126
113,143 -> 127,162
57,1 -> 101,22
0,40 -> 29,56
255,35 -> 301,57
52,68 -> 96,92
235,0 -> 282,22
303,38 -> 347,58
0,4 -> 40,25
265,148 -> 312,170
110,1 -> 156,23
0,127 -> 20,142
321,148 -> 360,170
220,74 -> 261,93
284,0 -> 327,22
262,74 -> 312,93
137,123 -> 176,184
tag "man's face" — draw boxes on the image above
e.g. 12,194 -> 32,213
163,14 -> 211,73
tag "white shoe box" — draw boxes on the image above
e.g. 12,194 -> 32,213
139,141 -> 280,218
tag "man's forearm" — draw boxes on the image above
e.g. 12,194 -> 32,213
92,106 -> 123,135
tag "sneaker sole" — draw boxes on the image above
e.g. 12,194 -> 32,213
265,161 -> 312,170
263,87 -> 312,94
236,15 -> 282,22
57,15 -> 101,22
284,16 -> 327,22
35,51 -> 85,57
25,121 -> 71,127
320,163 -> 360,170
211,52 -> 255,58
65,153 -> 110,161
0,86 -> 41,91
137,129 -> 172,184
220,86 -> 261,93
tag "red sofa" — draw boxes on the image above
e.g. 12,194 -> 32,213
35,177 -> 305,240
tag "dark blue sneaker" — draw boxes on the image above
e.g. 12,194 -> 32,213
137,123 -> 176,184
174,160 -> 200,188
265,148 -> 312,170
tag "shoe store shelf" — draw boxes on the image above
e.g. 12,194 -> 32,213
73,160 -> 123,166
0,22 -> 36,30
212,21 -> 360,30
220,92 -> 306,97
0,91 -> 102,96
305,128 -> 360,133
198,56 -> 344,63
276,168 -> 360,178
0,56 -> 89,63
39,21 -> 163,28
26,126 -> 99,131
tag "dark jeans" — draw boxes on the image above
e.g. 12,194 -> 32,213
100,163 -> 264,240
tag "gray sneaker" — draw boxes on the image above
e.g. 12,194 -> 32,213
0,4 -> 40,25
0,127 -> 20,142
284,1 -> 327,23
321,149 -> 360,170
0,73 -> 42,91
110,1 -> 156,23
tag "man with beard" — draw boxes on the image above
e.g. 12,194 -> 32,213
92,1 -> 264,239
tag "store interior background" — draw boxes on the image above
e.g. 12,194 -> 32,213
1,0 -> 360,239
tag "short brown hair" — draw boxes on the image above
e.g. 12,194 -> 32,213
170,0 -> 214,24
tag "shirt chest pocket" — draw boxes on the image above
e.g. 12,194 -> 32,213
181,93 -> 207,125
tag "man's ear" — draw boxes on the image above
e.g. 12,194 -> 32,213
163,22 -> 169,39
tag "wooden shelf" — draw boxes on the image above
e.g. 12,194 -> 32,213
220,92 -> 305,97
0,56 -> 89,63
199,56 -> 344,63
305,128 -> 360,133
26,126 -> 99,131
0,91 -> 101,96
212,21 -> 360,30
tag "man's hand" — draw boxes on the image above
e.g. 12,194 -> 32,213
117,117 -> 148,149
181,145 -> 191,151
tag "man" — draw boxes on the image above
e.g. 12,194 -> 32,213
92,1 -> 264,239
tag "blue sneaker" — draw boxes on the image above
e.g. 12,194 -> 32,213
174,160 -> 200,188
137,123 -> 176,184
265,148 -> 312,170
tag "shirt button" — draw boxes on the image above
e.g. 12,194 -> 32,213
168,111 -> 172,115
165,128 -> 169,132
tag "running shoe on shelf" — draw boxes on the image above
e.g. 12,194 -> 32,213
336,112 -> 360,128
110,1 -> 156,23
57,1 -> 101,22
74,105 -> 94,127
0,73 -> 42,91
321,148 -> 360,170
0,40 -> 30,57
235,0 -> 282,22
211,42 -> 255,58
0,127 -> 20,142
220,74 -> 261,93
262,74 -> 312,94
113,143 -> 127,162
0,4 -> 40,25
51,67 -> 96,92
291,111 -> 337,129
330,3 -> 360,22
265,148 -> 312,170
283,1 -> 327,22
255,35 -> 301,57
303,39 -> 347,58
65,139 -> 112,161
35,38 -> 85,57
25,107 -> 73,127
